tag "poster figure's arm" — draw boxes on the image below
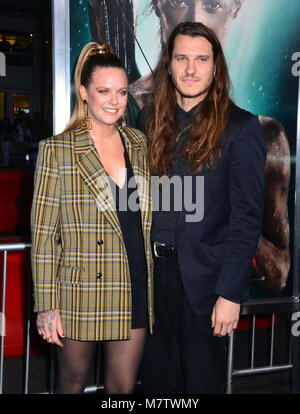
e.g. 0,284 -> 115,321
88,0 -> 140,83
88,0 -> 106,43
252,115 -> 291,296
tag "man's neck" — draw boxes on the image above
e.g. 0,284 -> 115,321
176,92 -> 206,112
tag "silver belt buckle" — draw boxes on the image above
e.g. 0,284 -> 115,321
153,241 -> 167,258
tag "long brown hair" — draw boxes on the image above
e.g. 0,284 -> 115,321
146,22 -> 233,175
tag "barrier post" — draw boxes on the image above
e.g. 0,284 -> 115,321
226,331 -> 235,394
0,250 -> 7,394
24,262 -> 32,394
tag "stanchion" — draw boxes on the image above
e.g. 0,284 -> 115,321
24,262 -> 32,394
0,250 -> 7,394
226,331 -> 234,394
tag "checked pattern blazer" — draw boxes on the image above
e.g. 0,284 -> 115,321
31,125 -> 153,341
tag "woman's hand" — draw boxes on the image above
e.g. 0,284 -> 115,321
36,309 -> 64,347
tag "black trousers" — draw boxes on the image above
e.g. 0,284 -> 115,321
140,255 -> 227,394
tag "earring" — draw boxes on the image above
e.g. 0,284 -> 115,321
81,100 -> 92,130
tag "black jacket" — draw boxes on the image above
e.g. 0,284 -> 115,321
138,104 -> 266,314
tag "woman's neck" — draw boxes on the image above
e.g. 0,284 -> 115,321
90,122 -> 119,144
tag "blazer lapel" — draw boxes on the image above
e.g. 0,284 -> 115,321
119,125 -> 151,239
73,126 -> 123,241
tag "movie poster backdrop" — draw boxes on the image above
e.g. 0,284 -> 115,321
64,0 -> 300,301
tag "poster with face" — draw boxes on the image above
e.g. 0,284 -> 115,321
69,0 -> 300,300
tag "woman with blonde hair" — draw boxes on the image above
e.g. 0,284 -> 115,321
31,41 -> 153,394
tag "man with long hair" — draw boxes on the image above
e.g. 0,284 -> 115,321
131,0 -> 291,297
138,21 -> 266,394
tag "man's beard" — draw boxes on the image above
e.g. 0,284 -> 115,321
175,80 -> 213,100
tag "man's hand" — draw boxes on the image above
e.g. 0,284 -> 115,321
211,297 -> 240,337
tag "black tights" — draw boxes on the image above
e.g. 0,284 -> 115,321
55,328 -> 146,394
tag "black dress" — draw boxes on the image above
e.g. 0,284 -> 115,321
107,134 -> 148,329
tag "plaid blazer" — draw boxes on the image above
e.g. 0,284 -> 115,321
31,125 -> 153,341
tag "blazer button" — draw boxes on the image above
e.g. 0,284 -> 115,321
97,240 -> 104,245
97,272 -> 102,279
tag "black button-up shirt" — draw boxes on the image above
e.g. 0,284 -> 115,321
138,103 -> 199,245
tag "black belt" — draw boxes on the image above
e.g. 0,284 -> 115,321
153,241 -> 177,258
